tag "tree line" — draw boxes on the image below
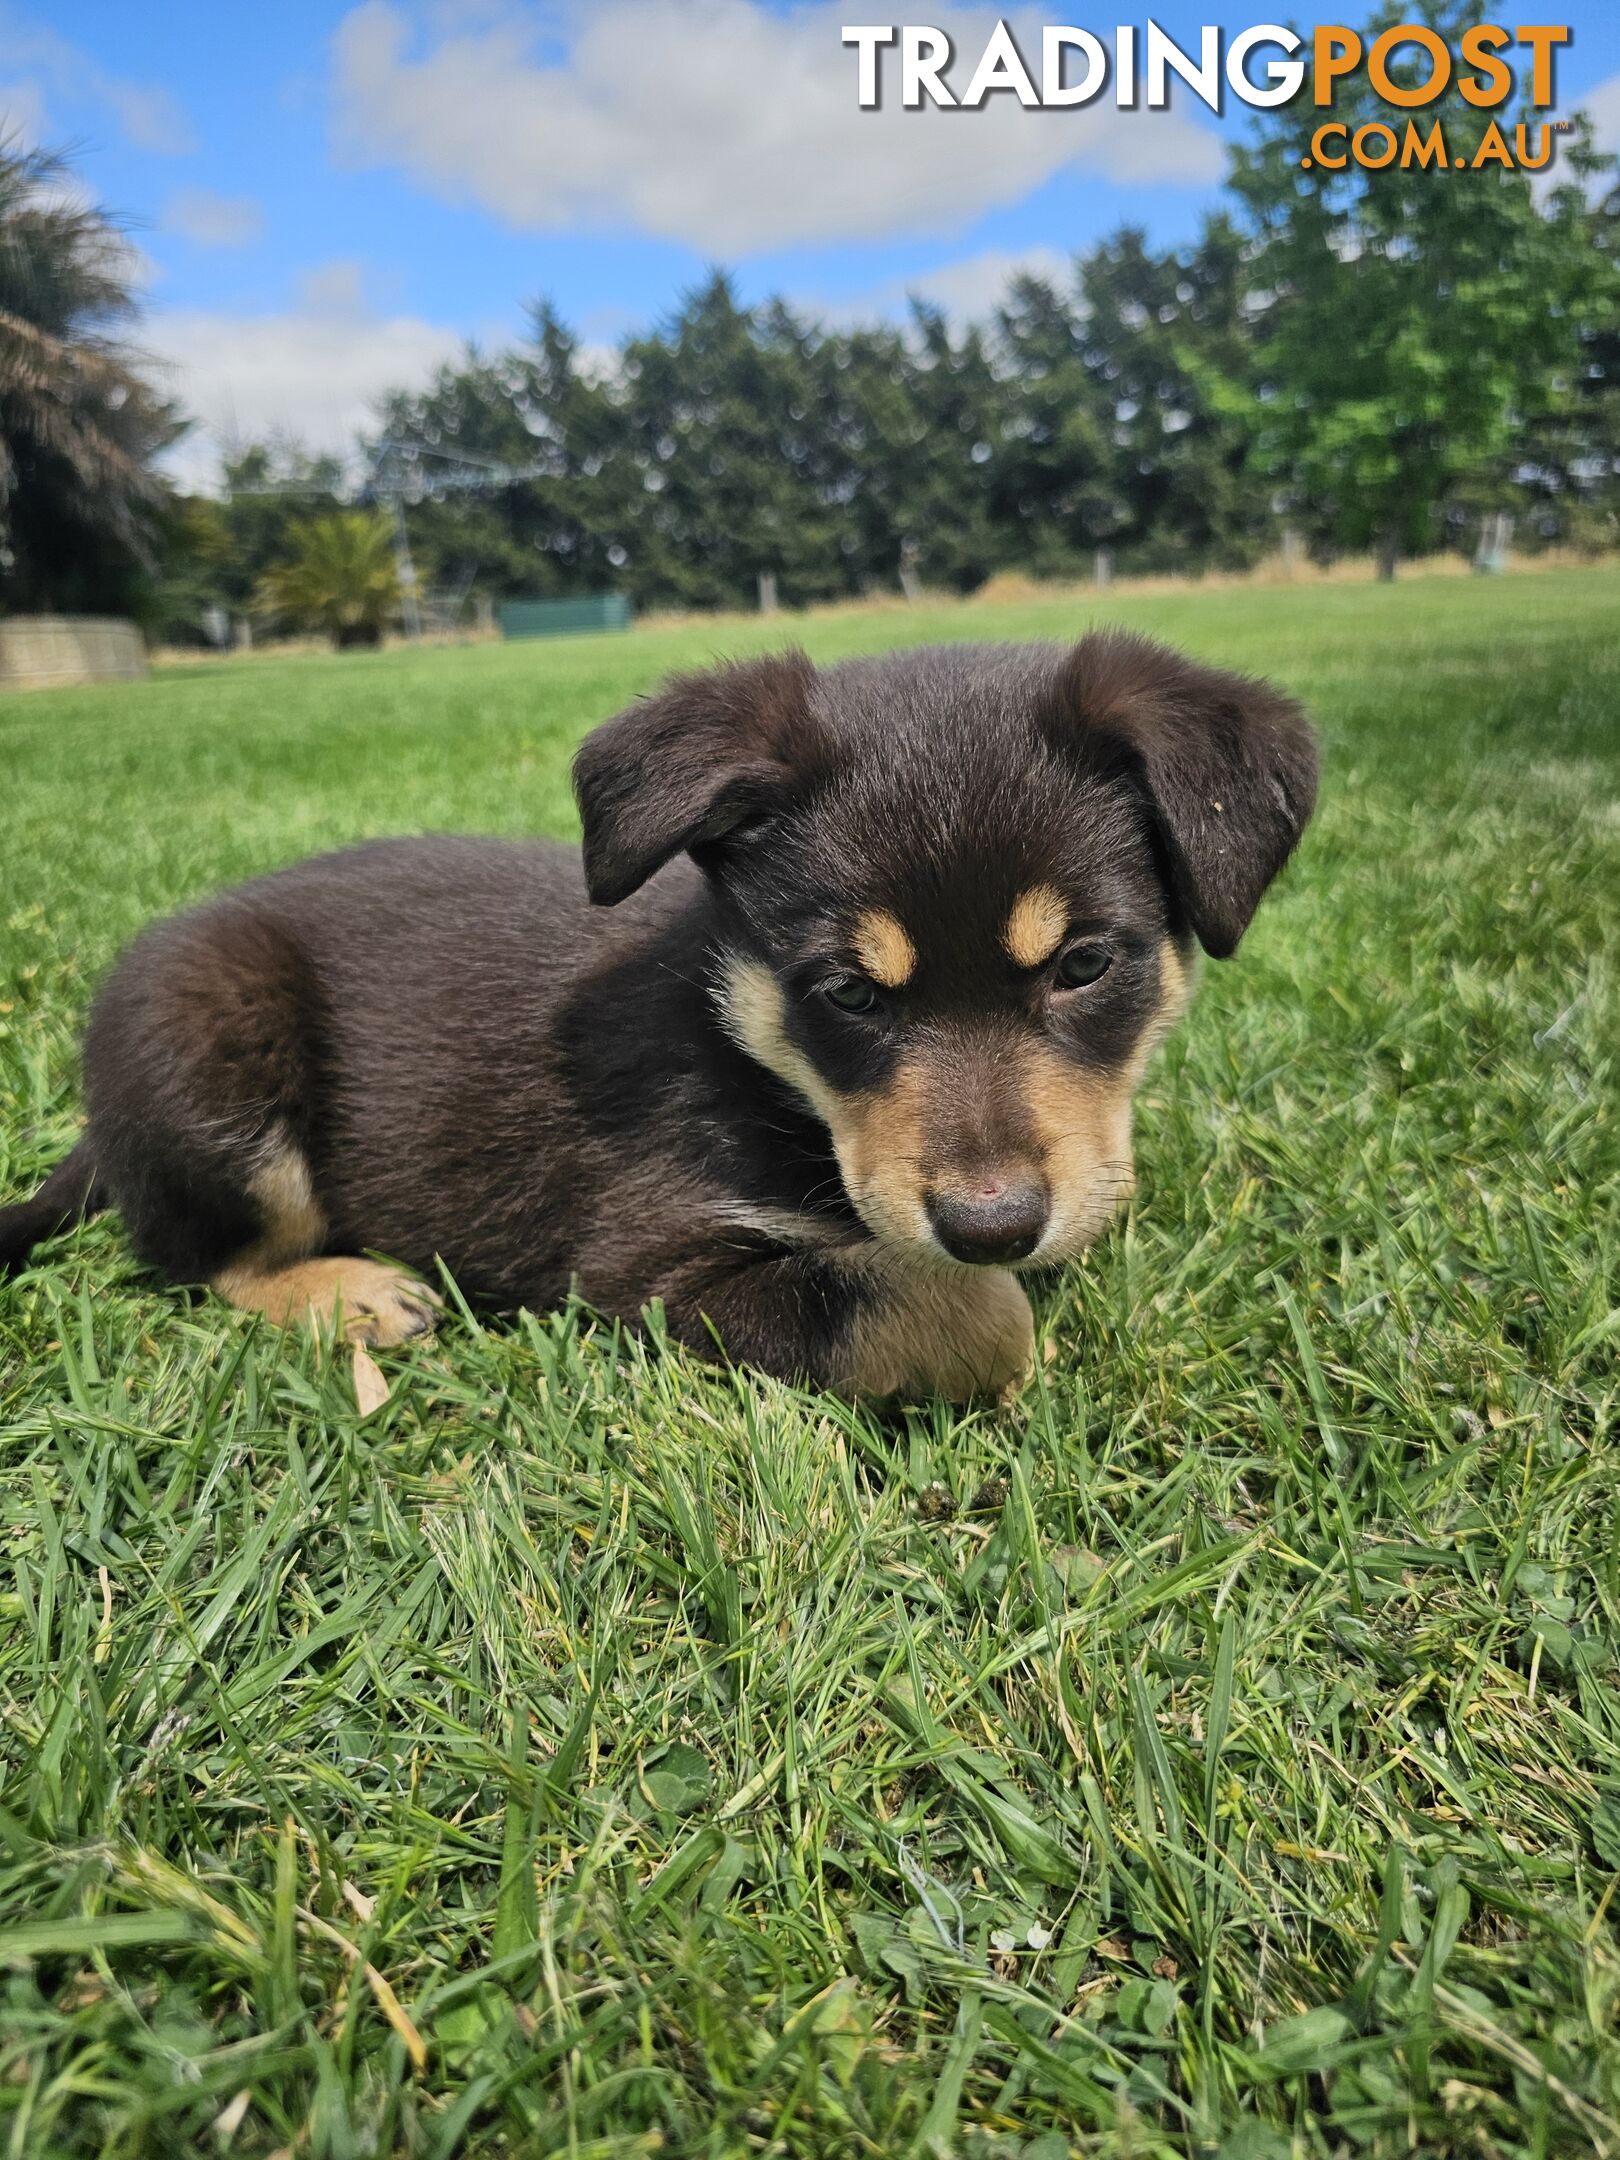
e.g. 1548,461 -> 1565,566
3,0 -> 1618,640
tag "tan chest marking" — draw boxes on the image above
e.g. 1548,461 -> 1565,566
1002,885 -> 1069,969
851,908 -> 916,988
838,1248 -> 1034,1402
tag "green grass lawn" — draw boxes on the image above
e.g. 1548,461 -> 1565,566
2,567 -> 1618,2158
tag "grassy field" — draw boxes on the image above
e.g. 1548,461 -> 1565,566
1,568 -> 1617,2158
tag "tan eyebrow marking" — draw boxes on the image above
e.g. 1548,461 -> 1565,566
1002,885 -> 1069,969
851,908 -> 917,988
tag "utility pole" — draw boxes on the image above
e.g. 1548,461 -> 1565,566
389,495 -> 422,642
230,437 -> 554,645
371,438 -> 554,642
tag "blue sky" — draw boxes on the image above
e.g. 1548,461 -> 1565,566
12,3 -> 1620,482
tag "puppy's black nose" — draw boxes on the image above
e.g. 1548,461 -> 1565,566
927,1179 -> 1048,1265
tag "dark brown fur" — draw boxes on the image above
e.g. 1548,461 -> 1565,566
0,632 -> 1317,1398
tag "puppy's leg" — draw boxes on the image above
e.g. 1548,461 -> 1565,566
217,1255 -> 441,1346
837,1248 -> 1035,1402
84,898 -> 438,1345
212,1147 -> 440,1346
649,1240 -> 1034,1402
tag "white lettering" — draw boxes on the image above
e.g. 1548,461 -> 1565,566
1116,23 -> 1136,106
1227,24 -> 1304,107
1042,26 -> 1107,106
841,24 -> 897,108
1145,18 -> 1220,111
901,24 -> 956,107
962,19 -> 1040,106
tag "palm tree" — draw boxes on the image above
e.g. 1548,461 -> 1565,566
257,511 -> 401,648
0,139 -> 179,611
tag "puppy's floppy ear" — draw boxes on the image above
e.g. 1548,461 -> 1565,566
1046,631 -> 1318,957
572,649 -> 823,905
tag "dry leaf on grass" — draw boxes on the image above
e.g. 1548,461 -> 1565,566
351,1345 -> 390,1415
214,2089 -> 252,2142
342,1880 -> 377,1922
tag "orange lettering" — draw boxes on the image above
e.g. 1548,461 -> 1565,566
1459,24 -> 1513,108
1367,25 -> 1451,107
1514,26 -> 1569,108
1313,25 -> 1361,106
1515,122 -> 1555,170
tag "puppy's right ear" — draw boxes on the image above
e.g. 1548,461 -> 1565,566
573,650 -> 823,905
1046,631 -> 1317,957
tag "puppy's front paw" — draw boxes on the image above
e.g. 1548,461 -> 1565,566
841,1258 -> 1034,1403
329,1260 -> 443,1347
216,1255 -> 442,1347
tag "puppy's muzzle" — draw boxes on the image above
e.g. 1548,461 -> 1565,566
926,1176 -> 1048,1266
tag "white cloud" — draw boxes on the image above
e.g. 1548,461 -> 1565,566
99,78 -> 196,156
294,260 -> 370,311
162,188 -> 266,249
330,0 -> 1223,256
1527,70 -> 1620,203
0,77 -> 47,144
146,264 -> 466,491
1578,71 -> 1620,163
0,10 -> 194,154
822,243 -> 1069,327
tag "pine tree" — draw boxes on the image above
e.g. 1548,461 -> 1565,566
1075,220 -> 1272,573
992,270 -> 1117,577
1229,0 -> 1610,575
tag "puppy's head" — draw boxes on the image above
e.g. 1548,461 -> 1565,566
574,634 -> 1316,1267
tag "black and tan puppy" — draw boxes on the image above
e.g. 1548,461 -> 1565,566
0,633 -> 1315,1399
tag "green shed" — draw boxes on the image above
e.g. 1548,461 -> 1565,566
496,594 -> 633,639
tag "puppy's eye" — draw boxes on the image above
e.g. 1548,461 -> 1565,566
1054,942 -> 1112,990
822,973 -> 878,1014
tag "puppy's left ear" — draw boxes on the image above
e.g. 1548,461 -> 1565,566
1047,631 -> 1318,957
573,650 -> 823,905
